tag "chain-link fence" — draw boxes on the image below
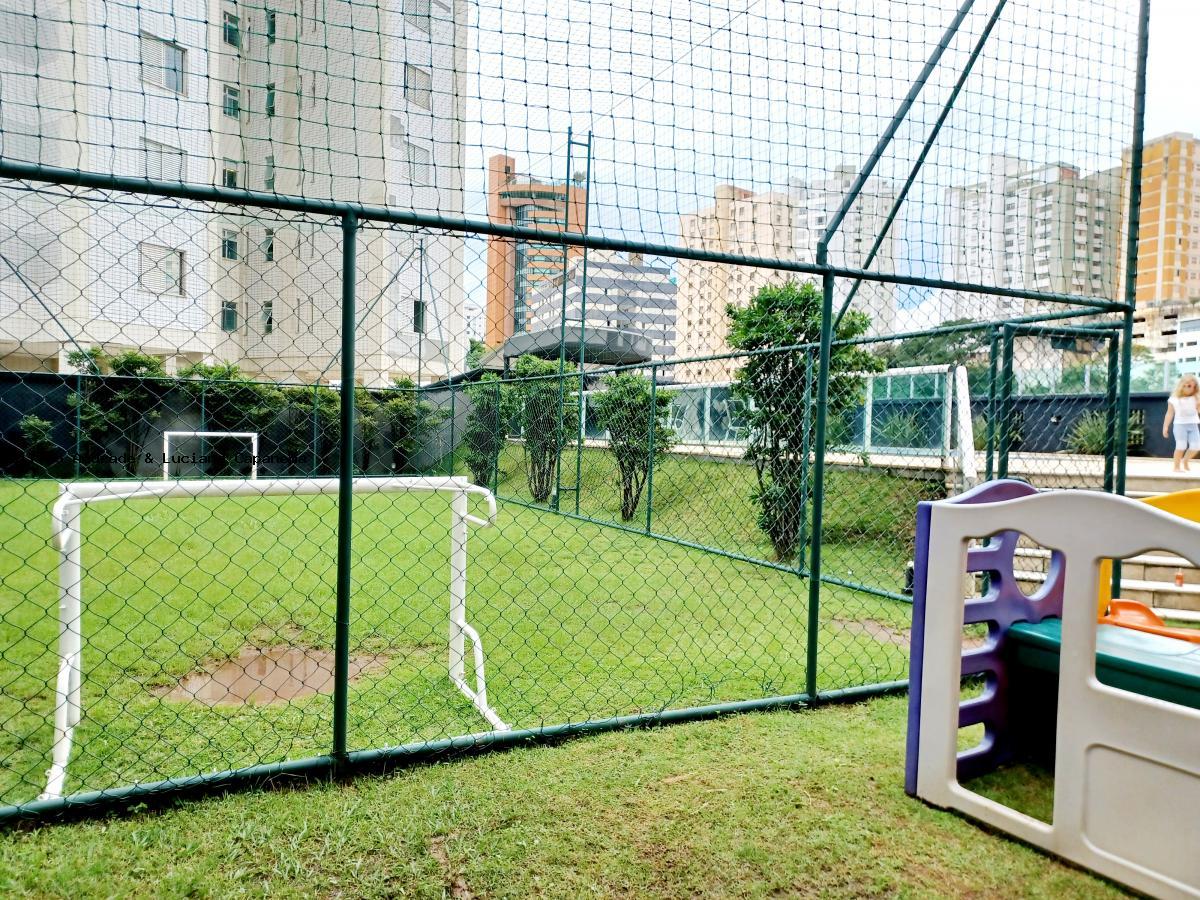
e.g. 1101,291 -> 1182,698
0,0 -> 1147,819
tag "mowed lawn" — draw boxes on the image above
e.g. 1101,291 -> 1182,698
0,696 -> 1118,898
0,460 -> 924,807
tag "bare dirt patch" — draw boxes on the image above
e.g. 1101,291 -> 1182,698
832,618 -> 911,647
429,835 -> 474,899
156,646 -> 389,706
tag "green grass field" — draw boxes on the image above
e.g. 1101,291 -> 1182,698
0,449 -> 936,807
0,696 -> 1113,899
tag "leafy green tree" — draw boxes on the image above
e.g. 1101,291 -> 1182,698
727,280 -> 882,561
281,384 -> 340,475
510,355 -> 579,503
67,348 -> 168,475
589,373 -> 674,521
880,319 -> 986,368
178,362 -> 286,475
462,373 -> 516,486
466,338 -> 489,369
16,415 -> 57,477
376,377 -> 444,473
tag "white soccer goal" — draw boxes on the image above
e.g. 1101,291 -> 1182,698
41,475 -> 506,801
162,431 -> 259,480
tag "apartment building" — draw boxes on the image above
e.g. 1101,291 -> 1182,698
0,0 -> 467,386
943,154 -> 1121,323
524,251 -> 678,361
484,153 -> 588,347
674,167 -> 897,383
1116,133 -> 1200,358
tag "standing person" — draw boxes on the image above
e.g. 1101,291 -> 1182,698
1163,374 -> 1200,472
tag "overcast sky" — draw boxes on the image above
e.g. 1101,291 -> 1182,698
459,0 -> 1197,321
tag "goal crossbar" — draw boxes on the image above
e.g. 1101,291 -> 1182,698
42,475 -> 506,801
162,431 -> 259,480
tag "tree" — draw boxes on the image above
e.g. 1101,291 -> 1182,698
376,377 -> 444,473
16,415 -> 57,477
510,355 -> 579,503
178,362 -> 286,475
880,319 -> 986,368
462,373 -> 516,486
466,338 -> 489,369
589,373 -> 675,521
67,348 -> 168,475
727,280 -> 882,561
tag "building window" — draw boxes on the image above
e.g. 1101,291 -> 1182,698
138,243 -> 185,295
221,228 -> 239,261
404,64 -> 432,110
266,9 -> 276,43
143,138 -> 186,181
265,83 -> 276,117
222,159 -> 239,188
263,228 -> 275,261
404,140 -> 432,185
413,299 -> 426,334
140,33 -> 187,94
223,85 -> 240,118
264,155 -> 276,191
221,300 -> 239,332
222,10 -> 240,48
261,300 -> 274,334
389,115 -> 405,150
404,0 -> 431,31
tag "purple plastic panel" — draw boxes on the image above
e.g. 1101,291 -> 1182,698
905,480 -> 1064,795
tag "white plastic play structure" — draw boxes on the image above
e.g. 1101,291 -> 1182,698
911,488 -> 1200,898
42,475 -> 507,801
162,431 -> 259,479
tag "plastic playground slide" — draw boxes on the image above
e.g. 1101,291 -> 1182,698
906,480 -> 1200,899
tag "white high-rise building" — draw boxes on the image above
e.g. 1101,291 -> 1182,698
525,251 -> 678,362
674,167 -> 897,383
0,0 -> 467,386
942,154 -> 1120,323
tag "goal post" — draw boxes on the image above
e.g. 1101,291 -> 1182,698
162,431 -> 259,480
41,475 -> 506,801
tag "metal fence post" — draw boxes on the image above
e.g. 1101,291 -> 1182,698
798,350 -> 814,558
998,325 -> 1015,480
805,260 -> 836,701
311,383 -> 319,476
333,211 -> 358,767
199,381 -> 207,477
862,375 -> 873,455
73,371 -> 81,479
447,384 -> 457,476
645,365 -> 657,534
1103,333 -> 1120,493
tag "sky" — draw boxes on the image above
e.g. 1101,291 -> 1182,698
459,0 -> 1198,325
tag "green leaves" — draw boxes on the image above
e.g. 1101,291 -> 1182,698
589,372 -> 674,521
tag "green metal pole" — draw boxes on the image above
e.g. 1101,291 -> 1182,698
798,350 -> 814,556
645,364 -> 657,534
574,132 -> 593,516
984,327 -> 998,481
1103,334 -> 1120,493
553,129 -> 575,511
1113,0 -> 1151,592
199,381 -> 207,478
73,371 -> 81,479
998,325 -> 1015,480
417,237 -> 424,387
805,256 -> 836,701
311,384 -> 319,476
333,211 -> 358,767
447,384 -> 456,476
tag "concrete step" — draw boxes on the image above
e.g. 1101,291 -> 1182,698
1012,569 -> 1200,613
1012,546 -> 1200,585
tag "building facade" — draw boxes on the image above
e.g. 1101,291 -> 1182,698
674,168 -> 897,383
943,154 -> 1121,324
0,0 -> 467,386
524,251 -> 678,361
1117,134 -> 1200,358
484,153 -> 588,348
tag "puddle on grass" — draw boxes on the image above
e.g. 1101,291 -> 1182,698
157,646 -> 390,706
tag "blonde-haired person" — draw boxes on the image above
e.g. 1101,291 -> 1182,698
1163,374 -> 1200,472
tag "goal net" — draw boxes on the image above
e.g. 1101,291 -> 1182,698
41,475 -> 506,801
